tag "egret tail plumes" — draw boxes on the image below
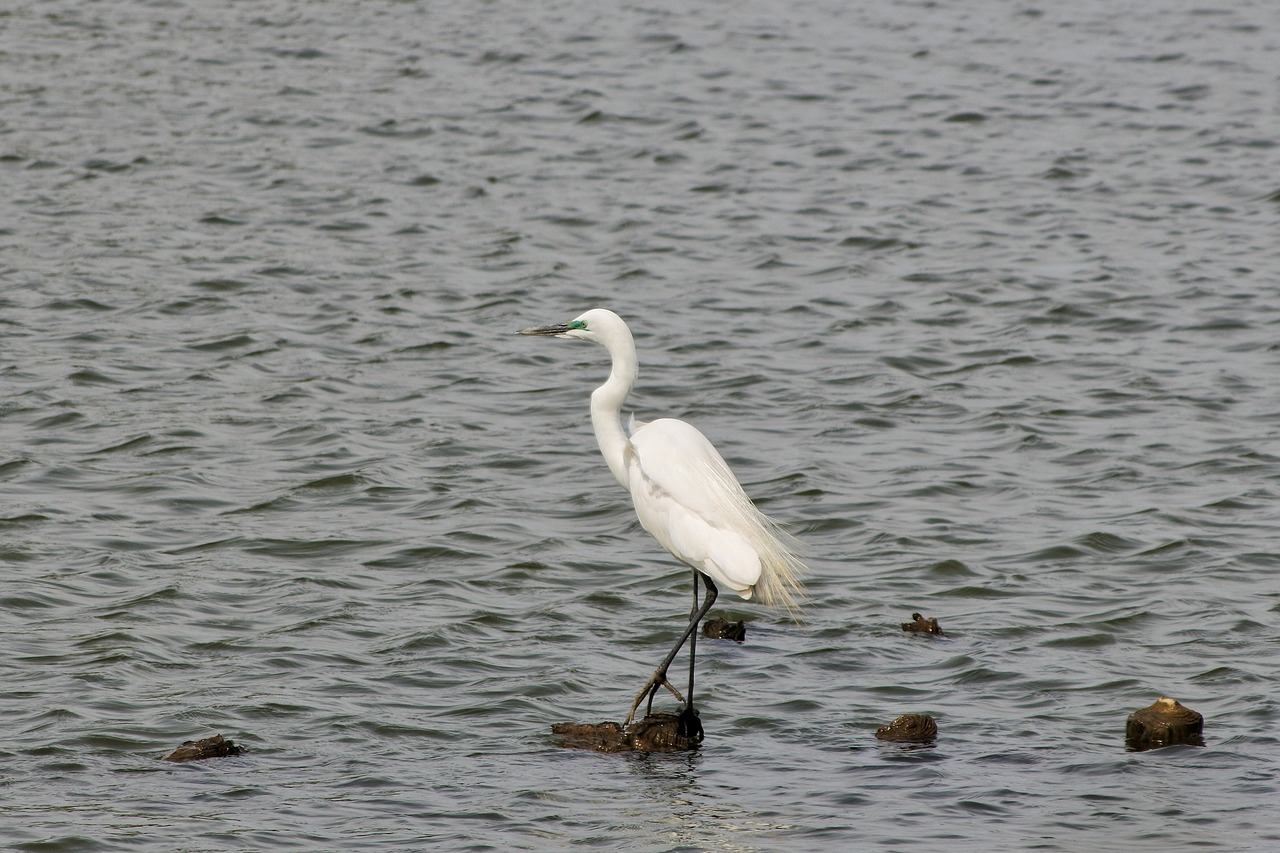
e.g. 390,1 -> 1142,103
733,499 -> 806,618
666,427 -> 805,617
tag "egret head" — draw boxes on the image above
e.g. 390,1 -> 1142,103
517,308 -> 629,345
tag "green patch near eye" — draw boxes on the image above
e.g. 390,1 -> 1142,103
568,319 -> 588,330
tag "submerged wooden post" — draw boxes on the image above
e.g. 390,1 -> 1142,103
875,714 -> 938,744
1125,697 -> 1204,751
163,734 -> 244,762
552,712 -> 702,753
702,617 -> 746,643
900,612 -> 944,636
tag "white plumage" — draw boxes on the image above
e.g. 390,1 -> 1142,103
627,417 -> 801,608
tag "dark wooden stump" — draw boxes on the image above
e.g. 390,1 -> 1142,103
875,714 -> 938,744
552,710 -> 702,753
900,612 -> 944,635
702,617 -> 746,643
163,734 -> 243,762
1126,696 -> 1204,751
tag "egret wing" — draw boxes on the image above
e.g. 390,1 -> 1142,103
625,419 -> 770,597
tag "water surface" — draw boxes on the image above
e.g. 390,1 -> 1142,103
3,1 -> 1280,850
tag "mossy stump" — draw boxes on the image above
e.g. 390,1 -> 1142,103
1126,696 -> 1204,751
552,711 -> 702,753
875,714 -> 938,744
901,612 -> 944,636
702,617 -> 746,643
163,734 -> 243,762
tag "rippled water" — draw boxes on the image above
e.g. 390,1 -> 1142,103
4,0 -> 1280,850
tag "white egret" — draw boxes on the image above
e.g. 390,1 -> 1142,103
519,308 -> 805,736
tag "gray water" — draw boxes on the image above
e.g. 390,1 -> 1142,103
3,0 -> 1280,850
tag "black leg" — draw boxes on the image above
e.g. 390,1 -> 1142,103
687,570 -> 718,708
687,569 -> 700,705
624,570 -> 719,726
678,573 -> 716,741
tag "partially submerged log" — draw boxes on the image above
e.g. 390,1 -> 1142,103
553,711 -> 702,753
702,618 -> 746,643
875,714 -> 938,744
163,734 -> 243,762
901,612 -> 944,636
1126,696 -> 1204,751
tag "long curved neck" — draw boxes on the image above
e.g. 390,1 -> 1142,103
590,333 -> 638,489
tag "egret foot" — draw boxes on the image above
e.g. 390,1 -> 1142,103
676,704 -> 704,743
623,671 -> 685,726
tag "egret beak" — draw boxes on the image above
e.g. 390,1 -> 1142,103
516,323 -> 572,337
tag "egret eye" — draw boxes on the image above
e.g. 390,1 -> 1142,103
568,319 -> 588,330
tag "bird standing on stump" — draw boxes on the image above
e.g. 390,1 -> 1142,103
519,309 -> 805,736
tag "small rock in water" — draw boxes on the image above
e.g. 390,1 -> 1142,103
1125,696 -> 1204,751
702,617 -> 746,643
163,734 -> 244,762
901,612 -> 944,635
553,710 -> 702,753
875,714 -> 938,744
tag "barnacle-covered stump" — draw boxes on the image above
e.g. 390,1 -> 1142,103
702,617 -> 746,643
163,734 -> 244,762
1126,696 -> 1204,751
901,612 -> 944,636
875,714 -> 938,744
552,712 -> 702,753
